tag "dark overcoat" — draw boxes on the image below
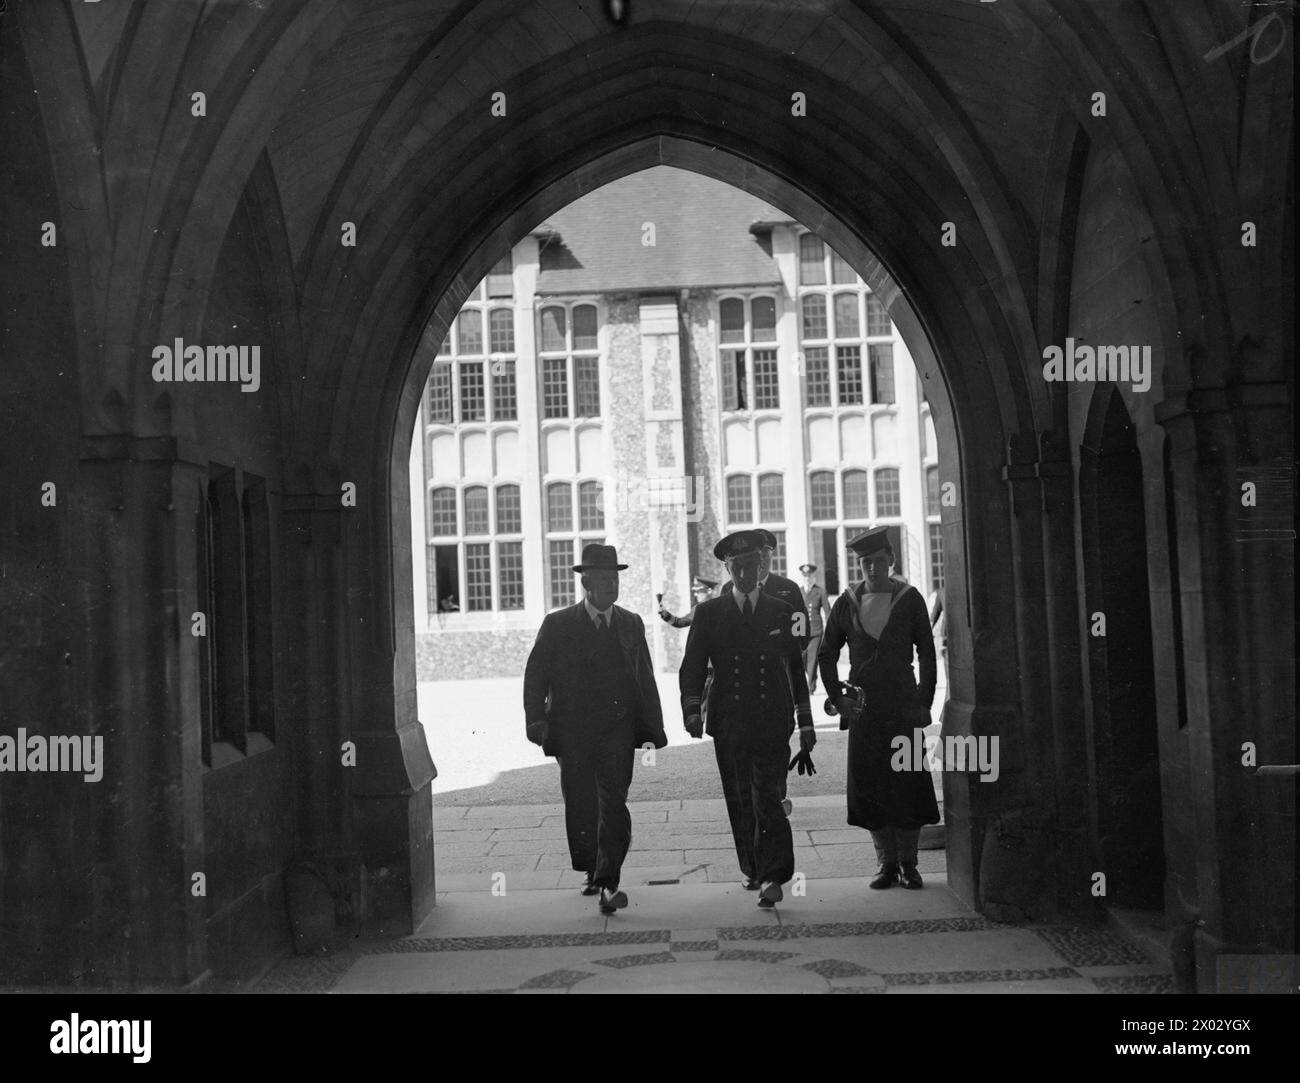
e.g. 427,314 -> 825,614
817,577 -> 940,830
523,603 -> 667,757
680,592 -> 810,744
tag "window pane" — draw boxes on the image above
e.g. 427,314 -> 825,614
457,310 -> 483,354
758,473 -> 784,521
489,309 -> 514,353
830,249 -> 855,284
463,485 -> 489,535
459,362 -> 485,421
836,345 -> 863,405
752,348 -> 780,409
543,357 -> 568,418
540,306 -> 566,351
578,480 -> 604,531
431,544 -> 459,613
799,234 -> 825,285
721,350 -> 746,411
769,530 -> 787,576
751,296 -> 776,341
870,343 -> 895,404
491,359 -> 517,420
804,347 -> 830,407
498,541 -> 524,609
574,356 -> 601,417
572,304 -> 598,350
429,487 -> 457,536
496,484 -> 521,534
719,298 -> 744,344
427,361 -> 452,422
548,538 -> 575,608
926,467 -> 940,517
809,471 -> 836,520
800,294 -> 827,340
843,470 -> 869,518
726,475 -> 753,524
465,543 -> 492,611
833,293 -> 859,338
929,523 -> 945,592
546,482 -> 573,532
876,468 -> 901,517
865,293 -> 891,336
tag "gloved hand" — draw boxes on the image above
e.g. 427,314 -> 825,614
526,720 -> 548,748
658,608 -> 675,623
685,713 -> 704,739
787,748 -> 817,776
799,724 -> 817,752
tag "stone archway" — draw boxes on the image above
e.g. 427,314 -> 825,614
1079,388 -> 1166,911
379,133 -> 1025,931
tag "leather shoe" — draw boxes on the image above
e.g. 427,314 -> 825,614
869,862 -> 900,890
900,864 -> 923,890
580,872 -> 599,897
742,877 -> 760,891
599,887 -> 628,914
757,881 -> 783,908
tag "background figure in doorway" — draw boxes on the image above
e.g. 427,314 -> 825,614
658,576 -> 718,627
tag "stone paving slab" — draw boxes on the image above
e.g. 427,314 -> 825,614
436,870 -> 565,893
536,849 -> 685,869
433,828 -> 495,842
258,877 -> 1170,995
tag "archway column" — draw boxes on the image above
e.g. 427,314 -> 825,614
1155,377 -> 1295,989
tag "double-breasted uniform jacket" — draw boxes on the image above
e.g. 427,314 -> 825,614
523,603 -> 667,758
721,572 -> 811,650
680,592 -> 811,744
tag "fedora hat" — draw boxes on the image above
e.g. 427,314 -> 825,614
572,543 -> 628,572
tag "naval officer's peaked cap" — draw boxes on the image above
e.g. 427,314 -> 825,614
713,530 -> 765,561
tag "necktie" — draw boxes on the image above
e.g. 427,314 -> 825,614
742,596 -> 753,620
598,614 -> 608,631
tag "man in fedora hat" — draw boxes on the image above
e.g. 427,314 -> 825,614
680,529 -> 815,908
524,543 -> 667,915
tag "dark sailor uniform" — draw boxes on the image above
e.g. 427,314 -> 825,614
817,576 -> 940,837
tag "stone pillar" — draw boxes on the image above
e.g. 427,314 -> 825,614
514,237 -> 545,622
640,295 -> 692,672
1036,430 -> 1093,915
895,340 -> 926,582
772,226 -> 810,567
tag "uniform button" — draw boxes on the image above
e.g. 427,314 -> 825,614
733,668 -> 740,674
734,695 -> 740,701
760,694 -> 766,700
759,682 -> 765,687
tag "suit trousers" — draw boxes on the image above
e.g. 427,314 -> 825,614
557,725 -> 635,890
803,634 -> 823,693
713,731 -> 795,885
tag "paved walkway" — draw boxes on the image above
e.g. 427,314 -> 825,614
256,796 -> 1172,994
